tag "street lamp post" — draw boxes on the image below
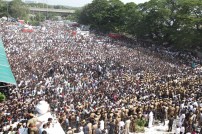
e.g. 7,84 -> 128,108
46,0 -> 48,20
6,0 -> 9,20
200,71 -> 201,85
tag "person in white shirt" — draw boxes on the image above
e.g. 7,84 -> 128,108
78,126 -> 84,134
45,122 -> 51,134
125,117 -> 131,134
179,101 -> 185,115
175,125 -> 181,134
148,111 -> 154,128
180,125 -> 185,134
76,115 -> 80,130
99,119 -> 104,131
178,113 -> 185,127
118,119 -> 125,134
39,123 -> 48,134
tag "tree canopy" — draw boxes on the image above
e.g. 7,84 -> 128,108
9,0 -> 29,20
77,0 -> 202,49
0,0 -> 8,17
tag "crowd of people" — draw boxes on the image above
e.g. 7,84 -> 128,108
0,20 -> 202,134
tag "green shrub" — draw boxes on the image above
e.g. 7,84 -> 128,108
136,119 -> 147,127
0,92 -> 6,102
135,125 -> 145,133
135,119 -> 147,132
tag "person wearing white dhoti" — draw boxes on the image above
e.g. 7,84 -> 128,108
178,113 -> 185,127
148,111 -> 153,128
125,118 -> 131,134
180,125 -> 185,134
99,119 -> 104,131
175,125 -> 181,134
118,119 -> 125,133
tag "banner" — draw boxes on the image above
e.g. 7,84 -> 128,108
72,31 -> 77,36
22,29 -> 34,33
108,33 -> 123,39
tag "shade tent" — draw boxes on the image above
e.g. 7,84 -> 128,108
0,38 -> 17,85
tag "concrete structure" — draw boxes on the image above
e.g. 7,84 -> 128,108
29,7 -> 75,14
24,0 -> 39,3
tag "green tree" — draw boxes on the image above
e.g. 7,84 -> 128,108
123,2 -> 141,35
87,0 -> 110,32
35,13 -> 45,22
172,0 -> 202,48
77,0 -> 202,49
78,0 -> 125,33
77,5 -> 92,25
0,0 -> 8,17
0,92 -> 6,102
27,3 -> 47,8
106,0 -> 125,32
133,0 -> 171,43
9,0 -> 29,20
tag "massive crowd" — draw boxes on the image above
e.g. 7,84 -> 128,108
0,21 -> 202,134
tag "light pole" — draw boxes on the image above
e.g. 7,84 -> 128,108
46,0 -> 48,20
6,0 -> 9,20
200,71 -> 202,85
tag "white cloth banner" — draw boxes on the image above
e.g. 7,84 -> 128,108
35,101 -> 49,115
37,112 -> 65,134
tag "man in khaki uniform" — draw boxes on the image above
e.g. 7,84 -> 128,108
27,114 -> 42,128
125,117 -> 131,134
67,127 -> 74,134
87,121 -> 93,134
92,122 -> 98,134
28,123 -> 39,134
